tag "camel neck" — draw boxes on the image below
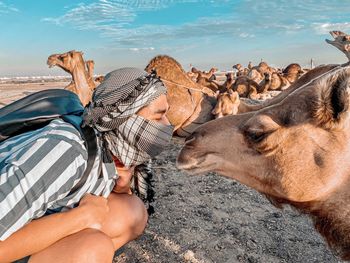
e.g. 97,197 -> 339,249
294,184 -> 350,259
71,67 -> 90,90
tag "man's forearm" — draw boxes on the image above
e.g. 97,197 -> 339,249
0,206 -> 89,262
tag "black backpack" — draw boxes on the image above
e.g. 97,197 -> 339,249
0,89 -> 97,195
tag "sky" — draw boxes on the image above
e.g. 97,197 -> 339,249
0,0 -> 350,76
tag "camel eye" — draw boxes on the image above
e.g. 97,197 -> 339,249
245,129 -> 270,143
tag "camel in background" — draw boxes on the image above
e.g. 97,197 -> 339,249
177,31 -> 350,260
47,50 -> 96,106
248,61 -> 275,83
85,60 -> 104,86
211,90 -> 261,118
326,30 -> 350,61
145,55 -> 216,137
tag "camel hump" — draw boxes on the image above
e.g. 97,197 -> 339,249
145,55 -> 200,89
283,63 -> 302,74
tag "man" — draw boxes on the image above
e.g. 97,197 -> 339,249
0,68 -> 173,262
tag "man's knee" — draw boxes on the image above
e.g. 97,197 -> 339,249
72,229 -> 115,263
128,196 -> 148,238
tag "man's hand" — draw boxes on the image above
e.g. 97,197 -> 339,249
113,166 -> 135,194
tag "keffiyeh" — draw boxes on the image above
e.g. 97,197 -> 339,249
83,67 -> 173,166
82,67 -> 174,210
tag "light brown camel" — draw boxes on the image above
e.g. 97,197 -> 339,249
177,32 -> 350,259
85,60 -> 105,86
218,72 -> 235,93
186,67 -> 199,81
248,61 -> 275,83
145,55 -> 216,137
212,90 -> 265,119
85,60 -> 95,81
196,67 -> 218,81
47,50 -> 96,106
232,63 -> 248,77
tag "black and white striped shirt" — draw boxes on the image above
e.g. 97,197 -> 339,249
0,119 -> 117,241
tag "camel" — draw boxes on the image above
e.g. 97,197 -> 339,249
218,72 -> 235,93
282,63 -> 303,84
248,61 -> 275,83
231,75 -> 270,100
177,32 -> 350,259
196,67 -> 218,81
85,60 -> 105,85
47,50 -> 96,106
145,55 -> 216,137
326,30 -> 350,61
85,60 -> 95,82
211,90 -> 240,118
186,67 -> 199,81
232,63 -> 248,77
260,72 -> 290,91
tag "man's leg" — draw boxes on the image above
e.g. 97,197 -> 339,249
29,229 -> 115,263
100,193 -> 148,249
28,193 -> 147,262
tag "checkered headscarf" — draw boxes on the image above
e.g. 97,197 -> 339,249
82,67 -> 173,167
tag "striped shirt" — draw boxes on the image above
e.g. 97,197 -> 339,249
0,119 -> 117,241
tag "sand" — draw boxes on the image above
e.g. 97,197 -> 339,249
0,82 -> 342,263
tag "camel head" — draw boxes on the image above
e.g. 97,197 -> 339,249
263,72 -> 271,81
178,66 -> 350,202
326,31 -> 350,61
211,90 -> 240,119
283,63 -> 302,75
47,50 -> 85,74
232,64 -> 242,71
225,72 -> 234,81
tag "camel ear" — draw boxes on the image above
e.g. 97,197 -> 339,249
313,69 -> 350,129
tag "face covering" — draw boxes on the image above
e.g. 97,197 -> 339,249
104,114 -> 174,167
82,67 -> 173,164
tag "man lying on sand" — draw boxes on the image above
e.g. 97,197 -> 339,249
0,68 -> 173,263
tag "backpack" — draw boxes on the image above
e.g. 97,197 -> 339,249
0,89 -> 97,195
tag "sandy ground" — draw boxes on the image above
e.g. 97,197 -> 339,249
0,82 -> 343,263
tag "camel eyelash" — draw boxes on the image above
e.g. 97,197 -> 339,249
244,129 -> 272,143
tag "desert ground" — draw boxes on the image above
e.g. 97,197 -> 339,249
0,81 -> 344,263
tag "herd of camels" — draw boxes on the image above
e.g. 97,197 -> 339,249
47,31 -> 350,259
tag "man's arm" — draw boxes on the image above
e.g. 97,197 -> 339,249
0,194 -> 109,263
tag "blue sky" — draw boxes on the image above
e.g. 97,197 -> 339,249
0,0 -> 350,76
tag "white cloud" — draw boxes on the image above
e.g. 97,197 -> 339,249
41,0 -> 350,47
312,22 -> 350,35
0,1 -> 19,14
129,47 -> 155,52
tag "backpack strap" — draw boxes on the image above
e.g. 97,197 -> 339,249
61,115 -> 98,196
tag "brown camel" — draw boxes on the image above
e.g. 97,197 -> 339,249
326,30 -> 350,61
177,32 -> 350,258
47,50 -> 96,106
261,72 -> 290,91
248,61 -> 275,83
282,63 -> 303,84
145,55 -> 216,137
231,75 -> 270,99
233,63 -> 249,77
